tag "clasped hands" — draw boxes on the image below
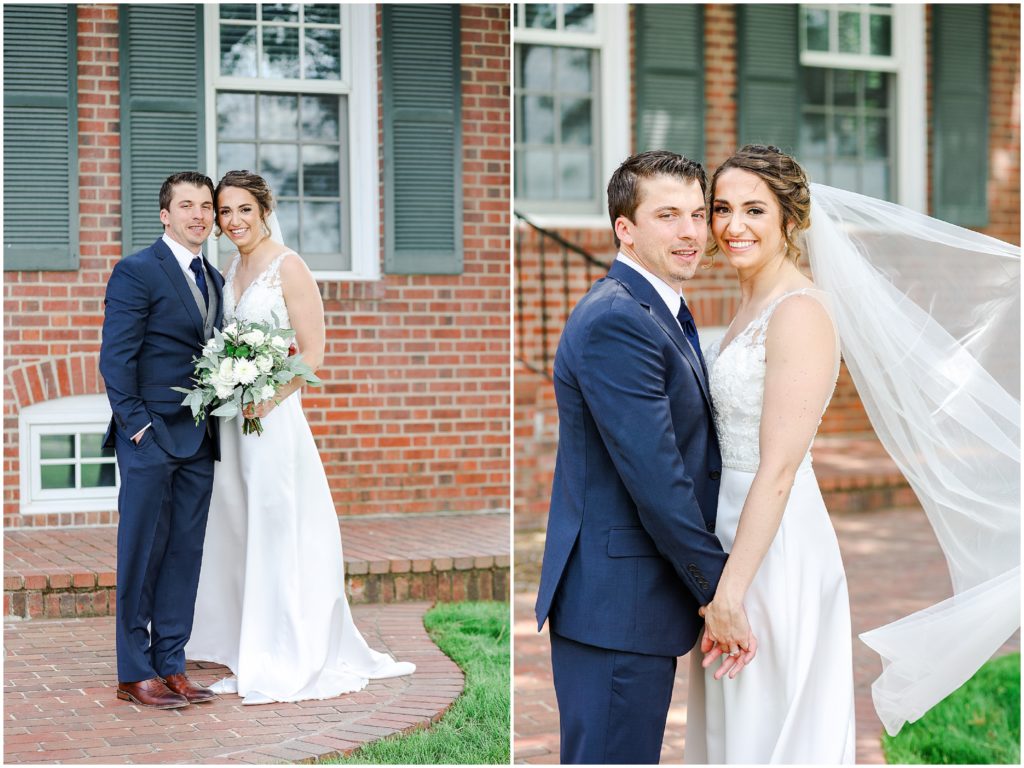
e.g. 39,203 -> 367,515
698,598 -> 758,680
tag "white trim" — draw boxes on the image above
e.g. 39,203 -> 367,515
19,395 -> 119,516
203,4 -> 380,280
347,4 -> 381,282
514,3 -> 629,230
892,4 -> 927,212
801,51 -> 897,72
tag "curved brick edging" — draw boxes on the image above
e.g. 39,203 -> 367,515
4,602 -> 463,764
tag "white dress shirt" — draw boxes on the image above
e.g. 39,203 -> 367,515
615,252 -> 687,327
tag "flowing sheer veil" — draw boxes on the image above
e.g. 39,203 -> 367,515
266,210 -> 285,245
803,183 -> 1020,736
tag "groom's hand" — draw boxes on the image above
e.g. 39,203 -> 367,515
698,605 -> 758,680
710,632 -> 757,680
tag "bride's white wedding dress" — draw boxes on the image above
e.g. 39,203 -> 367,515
684,288 -> 856,763
186,251 -> 415,704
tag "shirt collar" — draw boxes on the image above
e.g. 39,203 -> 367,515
615,252 -> 683,317
162,233 -> 204,272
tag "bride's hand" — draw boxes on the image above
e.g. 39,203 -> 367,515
244,399 -> 277,419
699,598 -> 751,658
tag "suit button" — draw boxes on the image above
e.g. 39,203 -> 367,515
705,522 -> 715,533
709,470 -> 721,480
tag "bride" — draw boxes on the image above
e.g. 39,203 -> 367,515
185,170 -> 415,704
684,145 -> 1019,762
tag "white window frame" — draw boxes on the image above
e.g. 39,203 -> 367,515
203,4 -> 380,281
514,3 -> 630,230
799,4 -> 926,211
19,395 -> 119,516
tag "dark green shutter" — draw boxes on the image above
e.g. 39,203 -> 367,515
932,5 -> 988,226
635,4 -> 704,159
383,5 -> 463,274
120,5 -> 205,254
736,5 -> 800,152
3,5 -> 78,271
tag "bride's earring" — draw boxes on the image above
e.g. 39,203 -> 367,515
261,219 -> 271,238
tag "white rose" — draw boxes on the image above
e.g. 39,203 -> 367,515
202,337 -> 222,358
214,380 -> 236,400
208,371 -> 235,400
255,354 -> 274,374
221,323 -> 238,339
218,357 -> 237,385
241,329 -> 266,347
258,384 -> 277,402
233,359 -> 259,385
270,335 -> 290,352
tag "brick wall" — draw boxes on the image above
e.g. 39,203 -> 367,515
983,4 -> 1020,245
3,3 -> 511,527
4,5 -> 121,527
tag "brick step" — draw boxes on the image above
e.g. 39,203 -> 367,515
5,512 -> 509,620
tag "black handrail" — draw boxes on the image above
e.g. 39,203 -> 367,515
514,210 -> 609,380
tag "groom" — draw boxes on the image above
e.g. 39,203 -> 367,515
100,172 -> 224,708
536,151 -> 751,763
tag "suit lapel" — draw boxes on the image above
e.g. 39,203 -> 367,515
607,261 -> 712,408
204,255 -> 225,328
154,238 -> 206,341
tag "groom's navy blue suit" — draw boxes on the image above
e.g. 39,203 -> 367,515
536,259 -> 728,763
100,237 -> 224,683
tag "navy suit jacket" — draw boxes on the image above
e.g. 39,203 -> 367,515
535,260 -> 728,658
99,238 -> 225,460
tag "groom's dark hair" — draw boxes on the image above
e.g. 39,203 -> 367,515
159,171 -> 215,213
607,151 -> 707,247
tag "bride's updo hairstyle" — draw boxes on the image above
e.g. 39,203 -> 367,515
707,144 -> 811,263
214,170 -> 275,237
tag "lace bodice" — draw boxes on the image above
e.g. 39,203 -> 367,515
706,289 -> 839,473
222,251 -> 293,328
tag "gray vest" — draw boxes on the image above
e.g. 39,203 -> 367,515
184,260 -> 219,340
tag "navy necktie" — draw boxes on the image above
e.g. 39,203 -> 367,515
676,298 -> 707,378
189,256 -> 209,308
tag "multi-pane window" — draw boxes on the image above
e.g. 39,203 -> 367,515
215,91 -> 348,271
37,431 -> 117,494
20,396 -> 119,515
799,4 -> 895,199
514,4 -> 602,214
801,4 -> 893,57
212,3 -> 368,275
218,3 -> 343,81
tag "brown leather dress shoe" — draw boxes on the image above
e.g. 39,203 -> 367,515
117,677 -> 189,709
162,672 -> 216,703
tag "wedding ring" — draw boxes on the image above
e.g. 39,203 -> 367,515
729,649 -> 740,657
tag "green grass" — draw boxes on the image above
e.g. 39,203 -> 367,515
325,600 -> 510,765
881,652 -> 1020,764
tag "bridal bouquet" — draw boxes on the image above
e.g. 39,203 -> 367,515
172,316 -> 321,436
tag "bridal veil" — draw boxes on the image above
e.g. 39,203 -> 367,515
803,183 -> 1020,735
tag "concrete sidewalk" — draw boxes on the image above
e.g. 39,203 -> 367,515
513,506 -> 1020,764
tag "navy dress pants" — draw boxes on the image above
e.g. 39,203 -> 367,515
114,428 -> 214,682
550,629 -> 677,764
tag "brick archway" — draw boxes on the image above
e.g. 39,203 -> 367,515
6,354 -> 104,410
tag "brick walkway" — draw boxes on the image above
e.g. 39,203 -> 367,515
5,512 -> 510,617
513,506 -> 1020,764
5,602 -> 461,764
